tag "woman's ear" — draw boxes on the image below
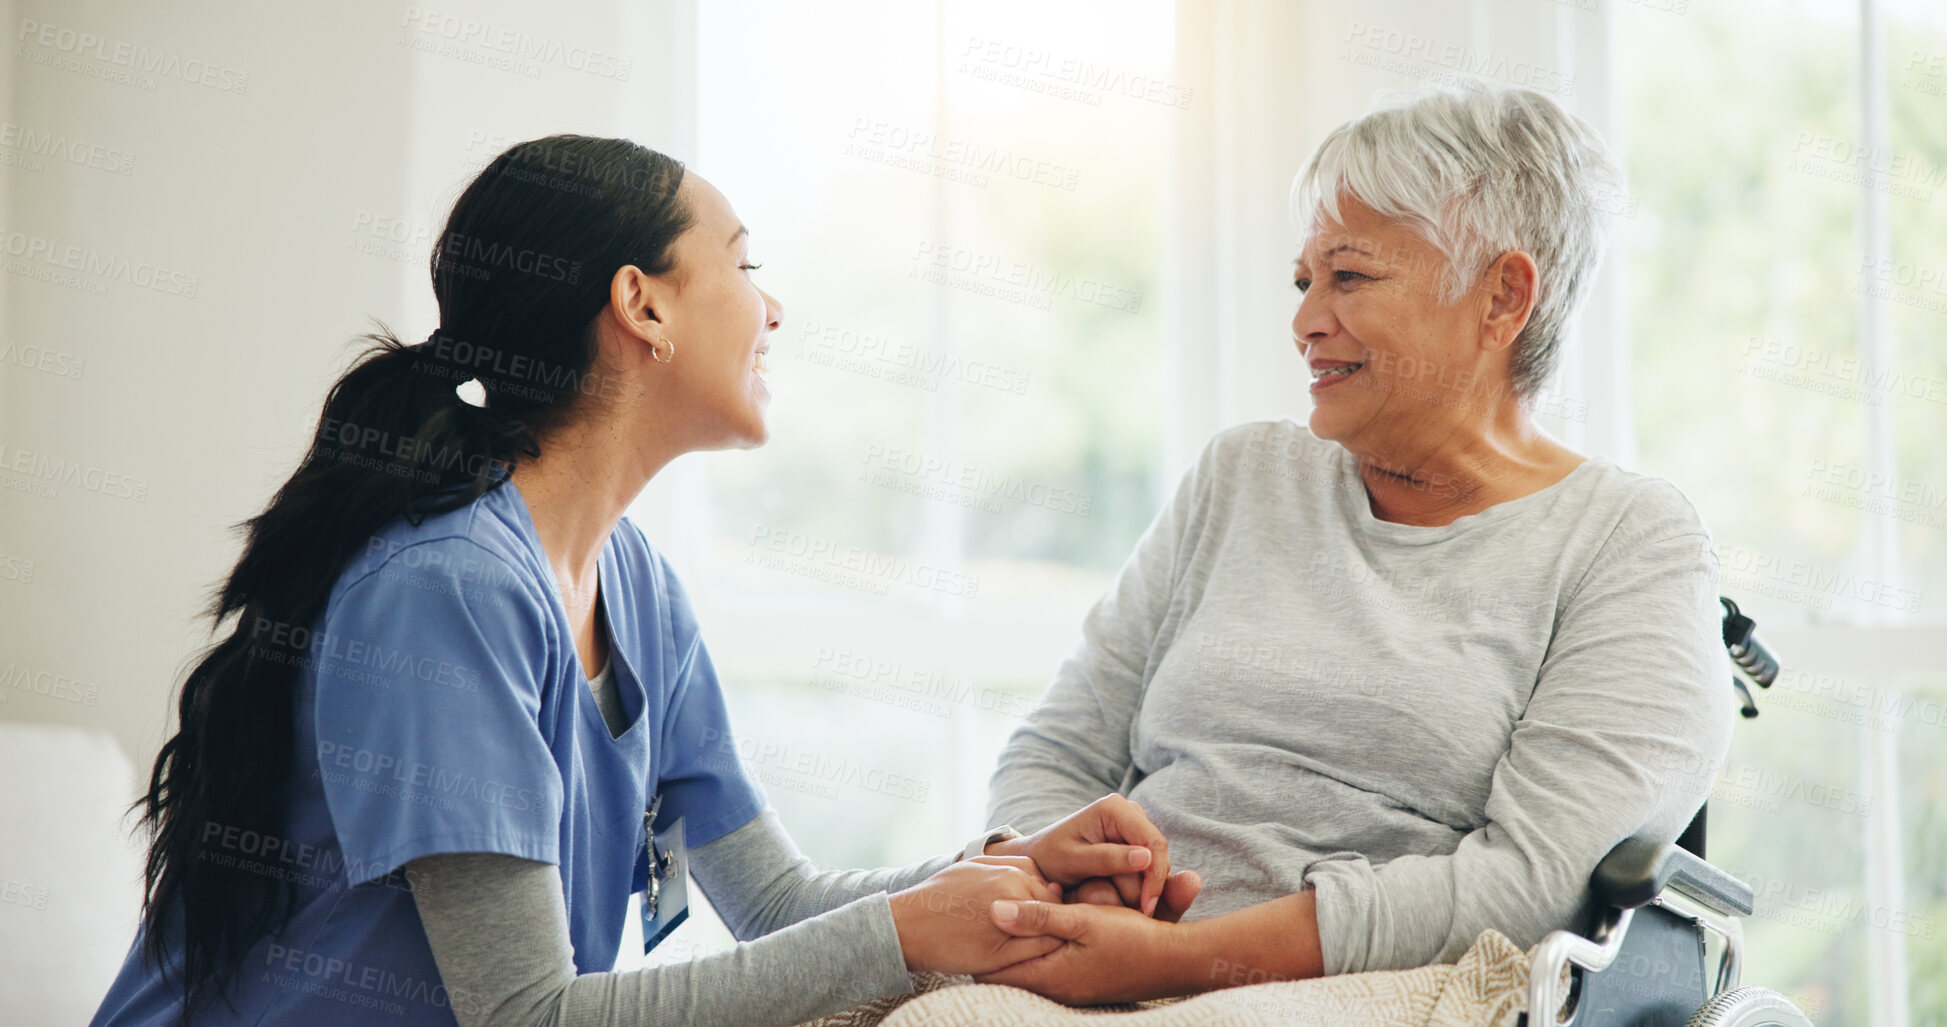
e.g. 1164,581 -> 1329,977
605,265 -> 674,361
1479,251 -> 1538,355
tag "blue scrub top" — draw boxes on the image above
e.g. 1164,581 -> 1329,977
91,477 -> 768,1025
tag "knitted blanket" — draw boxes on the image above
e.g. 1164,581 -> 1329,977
799,929 -> 1537,1027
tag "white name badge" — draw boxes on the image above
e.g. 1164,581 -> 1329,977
641,814 -> 689,953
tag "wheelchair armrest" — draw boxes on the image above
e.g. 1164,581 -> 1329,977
1591,836 -> 1754,918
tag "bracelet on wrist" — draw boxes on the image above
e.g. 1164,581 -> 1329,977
961,825 -> 1023,861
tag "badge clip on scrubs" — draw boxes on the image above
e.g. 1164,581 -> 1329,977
641,794 -> 689,952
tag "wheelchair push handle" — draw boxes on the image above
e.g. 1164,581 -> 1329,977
1720,596 -> 1779,719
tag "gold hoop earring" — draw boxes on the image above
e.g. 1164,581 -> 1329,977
652,341 -> 674,364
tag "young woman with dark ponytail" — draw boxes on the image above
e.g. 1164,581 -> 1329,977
88,135 -> 1194,1027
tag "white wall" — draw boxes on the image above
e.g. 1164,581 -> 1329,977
0,0 -> 697,783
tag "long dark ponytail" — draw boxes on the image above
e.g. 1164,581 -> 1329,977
133,135 -> 694,1021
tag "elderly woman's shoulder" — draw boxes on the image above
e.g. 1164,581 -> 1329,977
1579,458 -> 1715,547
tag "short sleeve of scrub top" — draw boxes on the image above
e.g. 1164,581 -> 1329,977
640,528 -> 771,844
311,534 -> 568,883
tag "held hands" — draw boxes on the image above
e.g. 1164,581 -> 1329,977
889,794 -> 1204,984
889,856 -> 1065,975
975,899 -> 1188,1005
1068,869 -> 1203,922
981,889 -> 1325,1005
985,794 -> 1202,919
970,795 -> 1206,1004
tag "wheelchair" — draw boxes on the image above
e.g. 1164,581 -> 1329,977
1519,598 -> 1815,1026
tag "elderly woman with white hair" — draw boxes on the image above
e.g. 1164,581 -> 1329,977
970,81 -> 1734,1002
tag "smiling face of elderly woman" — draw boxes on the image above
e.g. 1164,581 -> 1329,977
1291,195 -> 1536,458
1286,82 -> 1622,489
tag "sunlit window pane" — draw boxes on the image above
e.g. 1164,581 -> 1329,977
673,0 -> 1173,874
1623,1 -> 1944,1020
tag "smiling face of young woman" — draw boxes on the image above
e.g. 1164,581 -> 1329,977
1290,194 -> 1522,467
649,173 -> 784,451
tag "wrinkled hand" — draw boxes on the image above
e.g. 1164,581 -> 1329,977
986,794 -> 1175,916
973,898 -> 1188,1005
889,856 -> 1065,976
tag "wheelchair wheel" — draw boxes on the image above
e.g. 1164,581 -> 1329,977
1684,986 -> 1815,1026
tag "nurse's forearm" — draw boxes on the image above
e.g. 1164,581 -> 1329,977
691,809 -> 955,940
407,851 -> 914,1027
554,895 -> 914,1026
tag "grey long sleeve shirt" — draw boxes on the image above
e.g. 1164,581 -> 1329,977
987,419 -> 1733,975
404,808 -> 957,1027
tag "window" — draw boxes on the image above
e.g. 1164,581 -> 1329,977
1619,0 -> 1947,1020
625,0 -> 1178,963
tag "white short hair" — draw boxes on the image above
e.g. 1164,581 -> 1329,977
1290,79 -> 1624,400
